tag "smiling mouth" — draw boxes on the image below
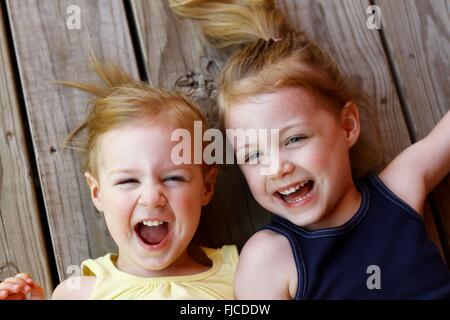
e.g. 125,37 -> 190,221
275,180 -> 315,204
135,220 -> 169,246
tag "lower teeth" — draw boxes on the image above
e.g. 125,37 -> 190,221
282,182 -> 314,203
285,193 -> 311,203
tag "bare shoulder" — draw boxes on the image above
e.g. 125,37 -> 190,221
378,142 -> 427,216
51,276 -> 96,300
235,229 -> 297,299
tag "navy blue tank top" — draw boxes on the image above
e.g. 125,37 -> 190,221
263,171 -> 450,299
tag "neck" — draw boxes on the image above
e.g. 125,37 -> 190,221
116,248 -> 209,278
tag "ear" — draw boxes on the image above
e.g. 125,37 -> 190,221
201,166 -> 218,206
84,172 -> 103,212
340,101 -> 360,148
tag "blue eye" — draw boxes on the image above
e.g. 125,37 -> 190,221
285,135 -> 307,146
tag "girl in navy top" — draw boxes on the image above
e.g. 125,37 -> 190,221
170,0 -> 450,299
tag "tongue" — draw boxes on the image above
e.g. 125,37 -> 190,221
284,184 -> 311,202
137,223 -> 168,245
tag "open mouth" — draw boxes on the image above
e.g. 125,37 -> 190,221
134,220 -> 169,246
275,179 -> 315,204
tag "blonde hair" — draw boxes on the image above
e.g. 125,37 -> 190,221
170,0 -> 382,176
60,55 -> 209,178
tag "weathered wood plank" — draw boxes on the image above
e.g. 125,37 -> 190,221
6,0 -> 140,280
279,0 -> 445,257
0,3 -> 53,295
375,0 -> 450,260
130,0 -> 271,249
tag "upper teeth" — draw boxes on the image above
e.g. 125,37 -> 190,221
142,220 -> 164,227
278,180 -> 309,195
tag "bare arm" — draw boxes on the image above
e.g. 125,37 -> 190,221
379,110 -> 450,215
234,230 -> 297,299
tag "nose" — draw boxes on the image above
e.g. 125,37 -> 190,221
269,160 -> 295,180
138,185 -> 167,209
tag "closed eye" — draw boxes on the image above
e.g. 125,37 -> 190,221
164,176 -> 186,182
116,178 -> 139,185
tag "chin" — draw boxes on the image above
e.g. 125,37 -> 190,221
288,213 -> 316,228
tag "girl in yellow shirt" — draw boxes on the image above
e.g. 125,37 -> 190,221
0,57 -> 238,300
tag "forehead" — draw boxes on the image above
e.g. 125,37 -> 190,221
226,87 -> 330,130
96,122 -> 181,171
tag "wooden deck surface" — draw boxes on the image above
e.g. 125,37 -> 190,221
0,0 -> 448,297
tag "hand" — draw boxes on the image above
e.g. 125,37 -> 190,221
0,273 -> 45,300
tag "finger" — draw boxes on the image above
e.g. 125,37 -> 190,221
1,279 -> 31,294
0,282 -> 10,290
3,277 -> 30,290
0,282 -> 21,294
6,277 -> 28,287
5,292 -> 26,300
2,276 -> 22,283
30,285 -> 45,300
15,274 -> 45,298
0,290 -> 8,299
15,273 -> 34,285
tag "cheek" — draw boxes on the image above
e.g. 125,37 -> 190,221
307,150 -> 329,171
170,190 -> 202,238
308,140 -> 350,176
241,167 -> 266,196
306,131 -> 348,170
101,189 -> 134,225
171,184 -> 203,218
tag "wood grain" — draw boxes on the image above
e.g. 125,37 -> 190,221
6,0 -> 140,280
375,0 -> 450,261
0,3 -> 53,295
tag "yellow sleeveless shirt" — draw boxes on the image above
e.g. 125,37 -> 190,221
80,245 -> 238,300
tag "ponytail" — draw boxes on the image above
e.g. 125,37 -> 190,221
169,0 -> 294,48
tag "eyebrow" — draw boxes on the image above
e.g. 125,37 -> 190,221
235,122 -> 310,152
108,169 -> 139,177
279,122 -> 310,135
108,164 -> 194,177
161,164 -> 194,172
